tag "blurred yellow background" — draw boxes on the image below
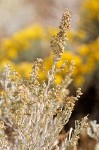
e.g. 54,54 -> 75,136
0,0 -> 99,88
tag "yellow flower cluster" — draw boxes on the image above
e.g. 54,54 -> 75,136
0,24 -> 59,60
84,0 -> 99,19
71,0 -> 99,86
0,25 -> 45,59
75,38 -> 99,85
0,24 -> 58,77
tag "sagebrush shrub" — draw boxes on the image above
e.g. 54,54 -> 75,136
0,9 -> 88,150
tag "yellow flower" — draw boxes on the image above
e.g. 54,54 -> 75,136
7,48 -> 18,59
85,0 -> 99,18
55,74 -> 62,84
78,45 -> 89,56
15,62 -> 32,78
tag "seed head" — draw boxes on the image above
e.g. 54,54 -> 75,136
50,9 -> 71,62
